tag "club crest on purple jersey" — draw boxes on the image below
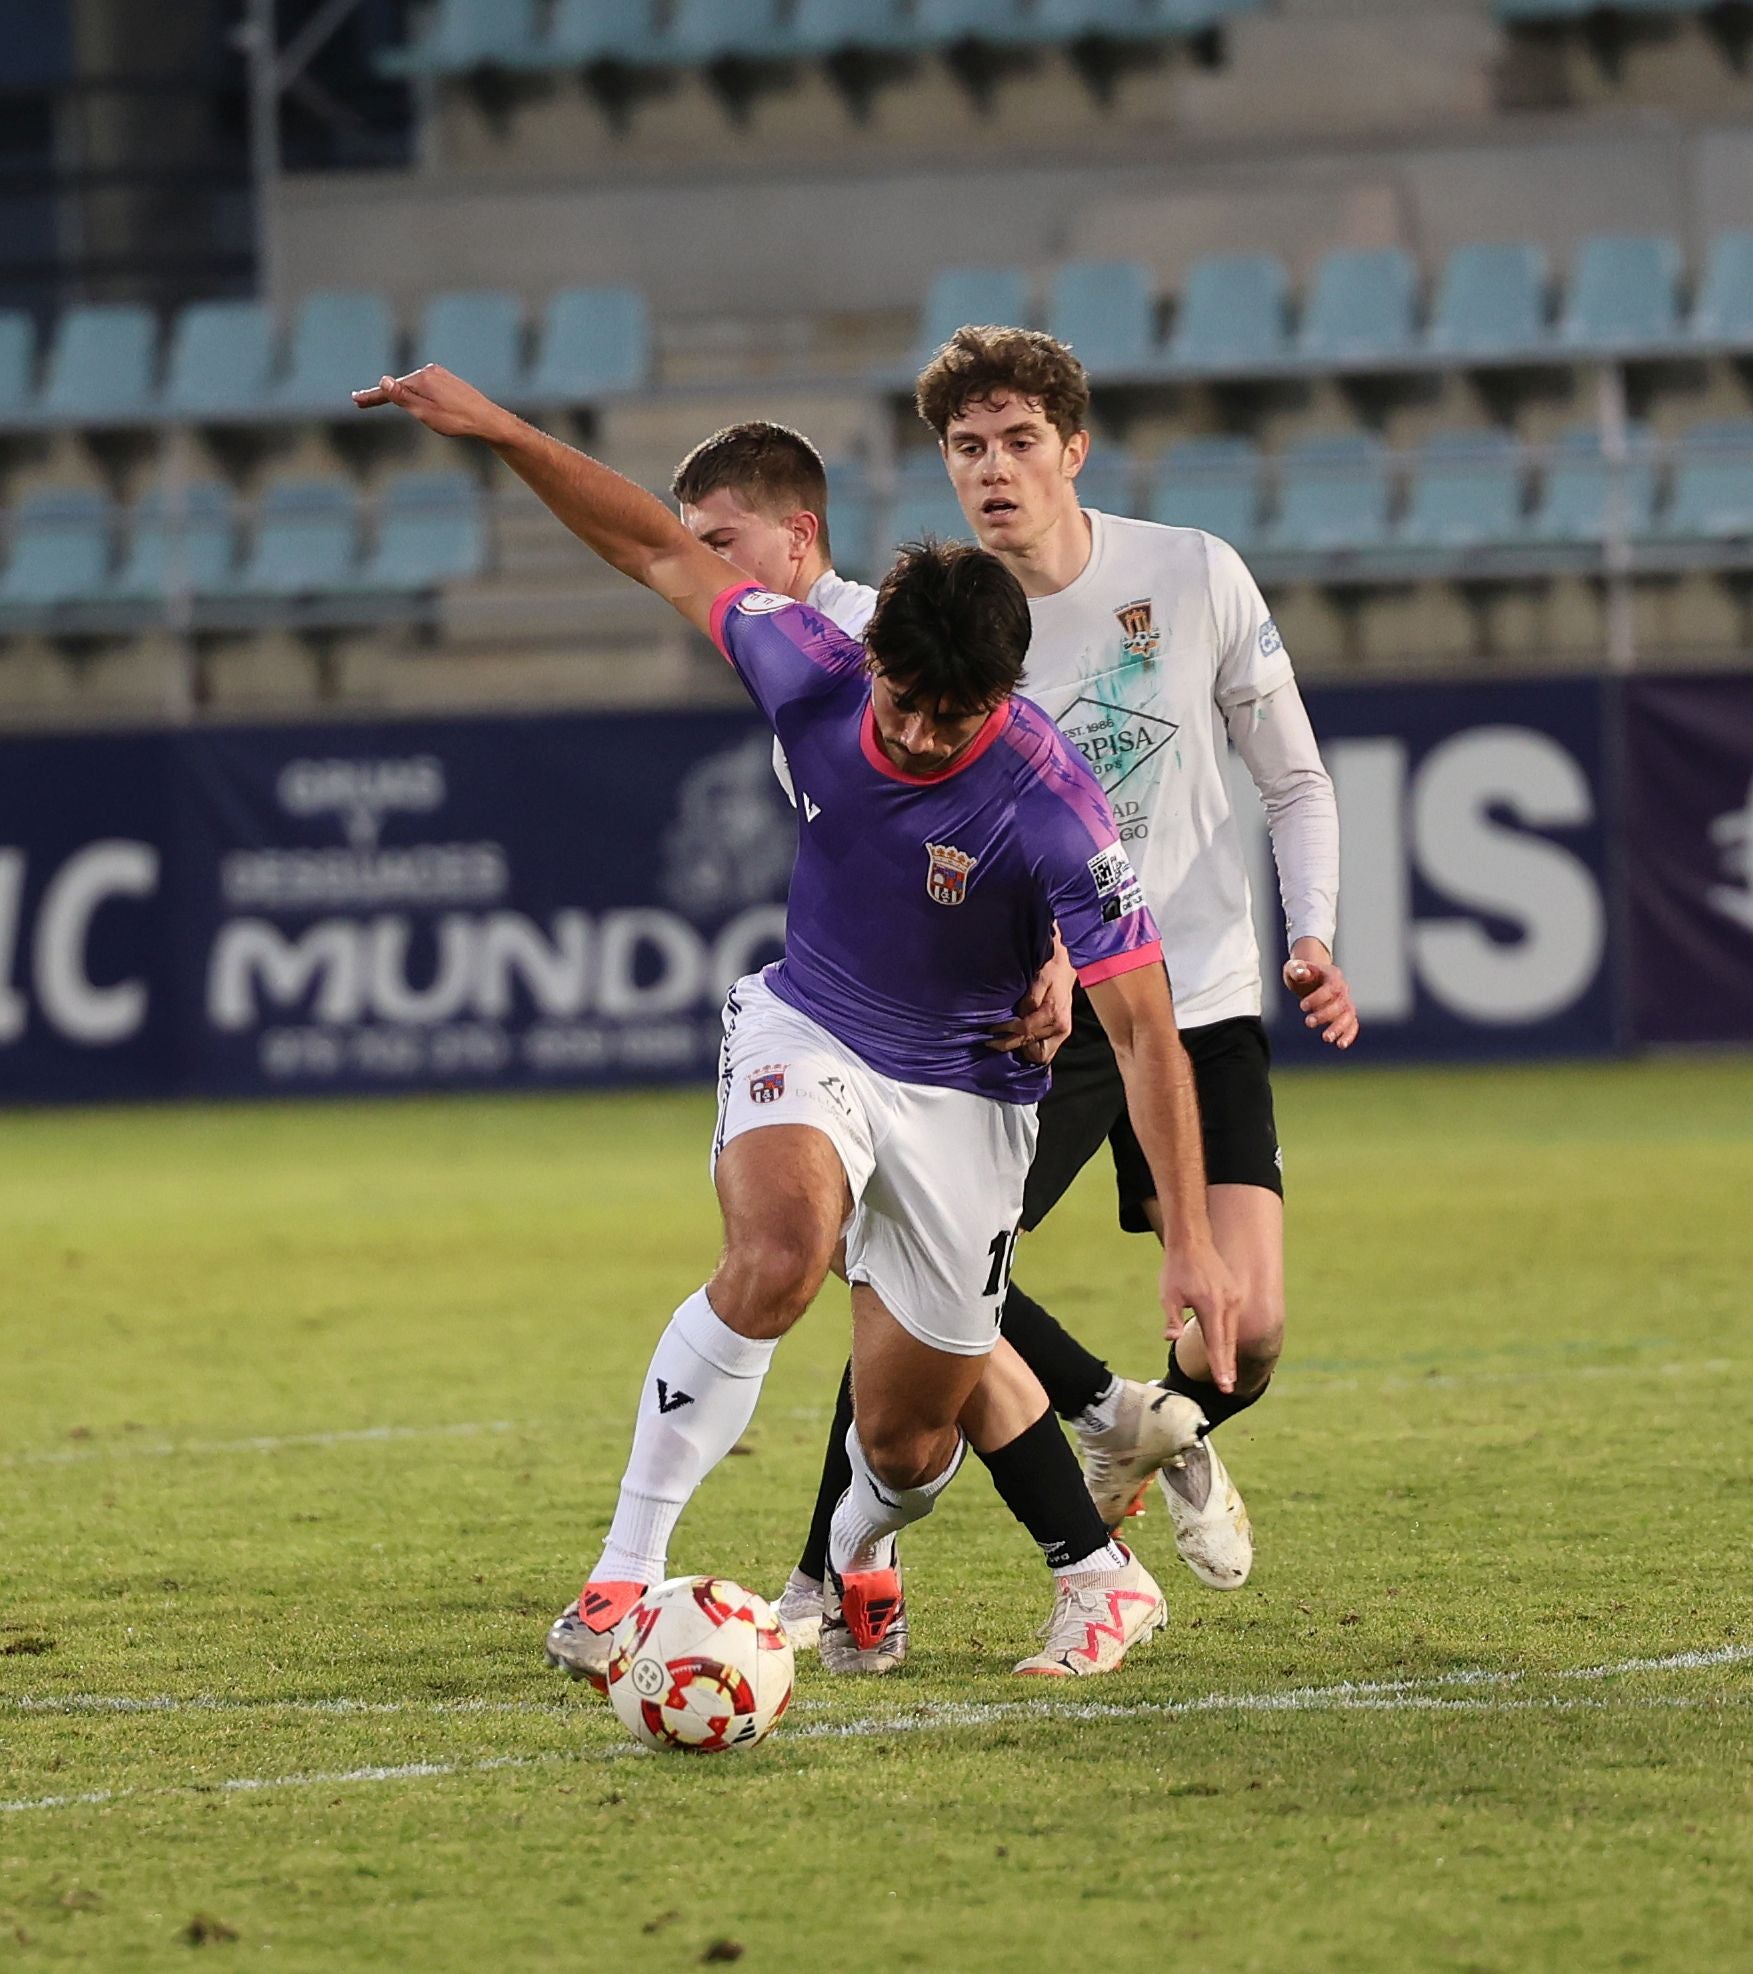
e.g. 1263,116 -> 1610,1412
925,841 -> 978,907
749,1065 -> 787,1103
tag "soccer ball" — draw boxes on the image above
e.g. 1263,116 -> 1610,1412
605,1575 -> 795,1753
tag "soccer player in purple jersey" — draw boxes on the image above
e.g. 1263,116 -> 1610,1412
355,362 -> 1238,1681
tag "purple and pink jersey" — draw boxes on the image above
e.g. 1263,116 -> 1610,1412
710,581 -> 1162,1104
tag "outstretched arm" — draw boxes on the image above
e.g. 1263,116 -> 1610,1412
352,364 -> 730,635
1084,963 -> 1239,1390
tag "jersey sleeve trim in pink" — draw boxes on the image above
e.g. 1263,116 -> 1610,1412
709,580 -> 758,658
1076,941 -> 1164,988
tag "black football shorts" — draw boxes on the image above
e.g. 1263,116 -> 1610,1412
1021,990 -> 1283,1233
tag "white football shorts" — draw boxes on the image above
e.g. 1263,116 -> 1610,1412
712,971 -> 1038,1357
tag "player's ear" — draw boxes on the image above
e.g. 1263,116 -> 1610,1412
1062,428 -> 1090,481
789,508 -> 820,557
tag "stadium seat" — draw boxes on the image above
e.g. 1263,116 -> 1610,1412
531,0 -> 665,67
527,287 -> 650,401
1264,435 -> 1392,552
786,0 -> 913,55
1690,232 -> 1753,346
882,461 -> 969,555
379,0 -> 542,76
414,292 -> 527,403
1657,422 -> 1753,541
163,301 -> 276,420
1148,438 -> 1262,547
106,483 -> 237,603
0,490 -> 113,617
227,480 -> 361,596
1046,261 -> 1157,377
1528,426 -> 1656,544
1166,254 -> 1289,371
1072,456 -> 1140,520
0,311 -> 35,422
664,0 -> 785,62
916,0 -> 1028,41
1297,247 -> 1419,363
37,304 -> 158,424
350,471 -> 488,592
1396,431 -> 1524,549
824,464 -> 877,580
1426,242 -> 1548,358
274,292 -> 397,417
1031,0 -> 1229,40
1496,1 -> 1596,19
1560,235 -> 1683,350
913,267 -> 1032,363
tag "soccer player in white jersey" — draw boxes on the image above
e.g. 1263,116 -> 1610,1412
781,328 -> 1358,1627
353,361 -> 1238,1682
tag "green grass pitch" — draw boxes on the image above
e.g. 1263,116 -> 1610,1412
2,1058 -> 1750,1971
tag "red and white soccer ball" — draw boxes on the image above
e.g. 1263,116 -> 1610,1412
605,1576 -> 795,1753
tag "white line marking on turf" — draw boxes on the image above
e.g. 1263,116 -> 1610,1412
1,1644 -> 1745,1815
2,1421 -> 517,1467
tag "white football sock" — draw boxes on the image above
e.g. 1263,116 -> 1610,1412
1073,1376 -> 1123,1436
828,1423 -> 966,1577
594,1287 -> 777,1585
1051,1538 -> 1129,1580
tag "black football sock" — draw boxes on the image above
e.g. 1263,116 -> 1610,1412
976,1408 -> 1114,1572
1000,1284 -> 1113,1420
796,1361 -> 855,1583
1165,1340 -> 1270,1433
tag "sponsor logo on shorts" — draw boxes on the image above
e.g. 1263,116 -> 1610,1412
925,841 -> 977,906
749,1064 -> 787,1103
736,589 -> 795,616
1115,597 -> 1162,662
816,1075 -> 851,1114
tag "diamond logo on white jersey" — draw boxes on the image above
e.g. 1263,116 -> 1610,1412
1055,697 -> 1180,797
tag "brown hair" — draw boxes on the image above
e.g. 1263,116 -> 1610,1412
864,538 -> 1030,716
914,325 -> 1091,442
670,420 -> 832,556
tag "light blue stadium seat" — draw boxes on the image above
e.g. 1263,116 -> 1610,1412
274,292 -> 396,416
1297,247 -> 1419,362
351,471 -> 488,591
1396,432 -> 1524,549
0,311 -> 36,422
1046,261 -> 1157,376
414,292 -> 526,402
665,0 -> 787,62
1167,254 -> 1289,371
1265,435 -> 1391,552
1496,1 -> 1596,20
1031,0 -> 1230,40
1690,232 -> 1753,346
228,481 -> 361,597
1657,422 -> 1753,540
914,266 -> 1031,361
824,465 -> 877,581
882,463 -> 969,556
527,287 -> 650,400
1529,426 -> 1656,544
380,0 -> 542,76
916,0 -> 1027,40
1427,242 -> 1548,358
163,301 -> 276,420
1073,456 -> 1140,519
0,491 -> 113,615
786,0 -> 912,55
1560,234 -> 1683,349
37,304 -> 158,424
107,483 -> 237,602
1148,438 -> 1262,546
533,0 -> 664,66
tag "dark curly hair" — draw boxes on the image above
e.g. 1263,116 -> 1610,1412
914,325 -> 1091,442
863,537 -> 1031,716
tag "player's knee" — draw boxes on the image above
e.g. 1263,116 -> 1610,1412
1234,1294 -> 1285,1393
711,1226 -> 833,1337
859,1419 -> 952,1493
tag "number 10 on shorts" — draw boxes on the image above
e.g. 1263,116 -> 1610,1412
983,1224 -> 1022,1319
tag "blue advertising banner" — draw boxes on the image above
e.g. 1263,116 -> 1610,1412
1245,677 -> 1618,1064
0,673 -> 1644,1104
1623,676 -> 1753,1045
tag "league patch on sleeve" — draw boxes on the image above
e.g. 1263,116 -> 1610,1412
736,590 -> 796,616
1087,844 -> 1139,897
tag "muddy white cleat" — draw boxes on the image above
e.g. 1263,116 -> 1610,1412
773,1569 -> 824,1652
1157,1436 -> 1253,1588
1014,1545 -> 1166,1677
820,1560 -> 908,1674
544,1579 -> 643,1690
1078,1377 -> 1207,1529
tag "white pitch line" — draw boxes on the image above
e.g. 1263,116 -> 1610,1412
1,1644 -> 1745,1816
2,1421 -> 517,1468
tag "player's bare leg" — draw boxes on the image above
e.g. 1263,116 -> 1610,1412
547,1126 -> 848,1684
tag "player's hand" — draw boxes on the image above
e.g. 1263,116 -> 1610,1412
1159,1240 -> 1240,1392
986,929 -> 1074,1066
351,363 -> 516,443
1283,940 -> 1358,1050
